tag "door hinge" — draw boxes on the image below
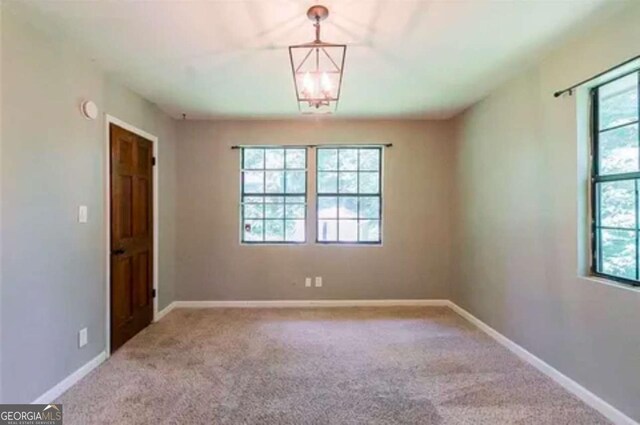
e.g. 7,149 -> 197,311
152,289 -> 157,298
152,157 -> 156,166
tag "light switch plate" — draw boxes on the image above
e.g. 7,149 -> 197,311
79,328 -> 88,348
305,277 -> 312,288
78,205 -> 88,223
315,277 -> 322,287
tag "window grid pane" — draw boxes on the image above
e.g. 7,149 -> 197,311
317,147 -> 382,244
592,70 -> 640,286
241,147 -> 307,243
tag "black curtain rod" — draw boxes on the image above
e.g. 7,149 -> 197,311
231,144 -> 393,149
553,54 -> 640,98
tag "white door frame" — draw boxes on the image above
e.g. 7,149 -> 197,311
104,114 -> 159,357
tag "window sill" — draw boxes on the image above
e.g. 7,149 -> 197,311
315,241 -> 383,247
579,275 -> 640,294
239,242 -> 384,247
241,243 -> 307,246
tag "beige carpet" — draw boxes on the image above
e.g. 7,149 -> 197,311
57,307 -> 609,424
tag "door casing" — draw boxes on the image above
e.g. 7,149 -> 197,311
105,114 -> 159,357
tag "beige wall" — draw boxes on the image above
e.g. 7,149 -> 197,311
176,120 -> 455,301
452,2 -> 640,421
1,10 -> 177,403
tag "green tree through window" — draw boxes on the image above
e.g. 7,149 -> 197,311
241,147 -> 307,243
592,71 -> 640,286
316,147 -> 383,244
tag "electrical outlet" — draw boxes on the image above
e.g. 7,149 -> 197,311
78,205 -> 88,223
305,277 -> 312,288
79,328 -> 88,348
315,277 -> 322,287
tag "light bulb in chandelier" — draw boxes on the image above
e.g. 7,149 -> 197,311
302,72 -> 316,97
320,72 -> 332,96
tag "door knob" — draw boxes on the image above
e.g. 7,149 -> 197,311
112,249 -> 126,255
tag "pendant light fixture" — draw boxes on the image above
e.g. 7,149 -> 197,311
288,5 -> 346,114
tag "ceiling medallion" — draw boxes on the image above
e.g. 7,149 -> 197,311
288,5 -> 346,114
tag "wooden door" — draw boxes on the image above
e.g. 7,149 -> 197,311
110,124 -> 154,352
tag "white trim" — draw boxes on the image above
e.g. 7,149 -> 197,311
155,302 -> 176,321
104,115 -> 159,357
170,299 -> 449,309
447,301 -> 638,425
32,351 -> 106,404
580,276 -> 640,294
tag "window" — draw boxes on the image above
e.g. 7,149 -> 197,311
241,147 -> 307,243
591,71 -> 640,286
316,147 -> 382,244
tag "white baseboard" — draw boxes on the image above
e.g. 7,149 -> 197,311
447,301 -> 638,425
170,299 -> 449,309
155,302 -> 176,321
32,351 -> 107,404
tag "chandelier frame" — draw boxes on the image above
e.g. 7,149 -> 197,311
288,5 -> 347,114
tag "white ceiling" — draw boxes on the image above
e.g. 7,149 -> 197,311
7,0 -> 619,119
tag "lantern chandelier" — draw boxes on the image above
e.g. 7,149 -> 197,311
288,5 -> 346,114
